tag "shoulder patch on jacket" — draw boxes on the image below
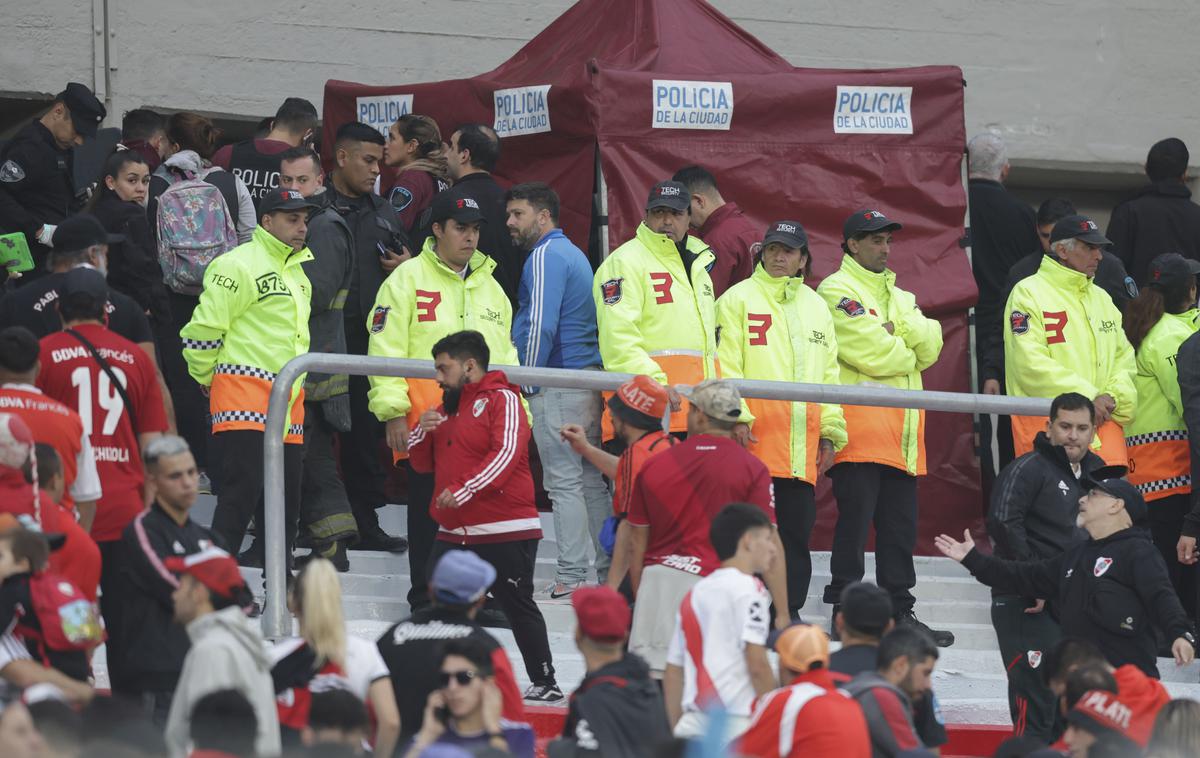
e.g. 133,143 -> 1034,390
1010,310 -> 1030,334
370,305 -> 390,334
601,278 -> 623,305
389,186 -> 414,212
472,397 -> 489,417
836,297 -> 865,317
0,160 -> 25,183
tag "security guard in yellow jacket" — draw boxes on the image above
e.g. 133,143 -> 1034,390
816,209 -> 953,646
181,187 -> 317,562
717,220 -> 846,618
1004,215 -> 1137,467
594,180 -> 717,435
366,186 -> 520,609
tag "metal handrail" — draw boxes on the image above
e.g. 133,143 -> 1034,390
261,353 -> 1051,637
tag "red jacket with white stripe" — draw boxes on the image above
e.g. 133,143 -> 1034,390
408,371 -> 542,544
737,669 -> 871,758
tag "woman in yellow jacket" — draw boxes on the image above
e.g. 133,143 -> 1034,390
716,220 -> 847,619
1123,253 -> 1200,617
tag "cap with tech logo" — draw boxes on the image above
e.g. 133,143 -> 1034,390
762,220 -> 809,251
430,186 -> 487,225
843,208 -> 902,240
1049,214 -> 1111,247
645,181 -> 691,212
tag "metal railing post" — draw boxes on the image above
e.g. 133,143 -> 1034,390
261,354 -> 1051,638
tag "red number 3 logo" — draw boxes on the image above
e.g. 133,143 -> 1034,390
747,313 -> 772,346
1043,310 -> 1068,345
650,272 -> 673,304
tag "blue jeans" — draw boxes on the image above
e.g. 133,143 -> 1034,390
529,388 -> 611,583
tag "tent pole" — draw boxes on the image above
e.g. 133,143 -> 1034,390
961,150 -> 993,479
596,146 -> 610,259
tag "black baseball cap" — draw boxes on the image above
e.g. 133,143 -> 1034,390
762,220 -> 809,251
258,188 -> 319,217
1146,253 -> 1200,289
1081,465 -> 1146,523
1049,214 -> 1111,247
60,266 -> 108,302
53,213 -> 122,252
430,187 -> 486,225
58,83 -> 106,139
646,181 -> 690,212
843,208 -> 902,240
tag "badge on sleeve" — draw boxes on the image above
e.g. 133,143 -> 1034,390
1010,310 -> 1030,334
1094,556 -> 1113,576
0,160 -> 25,183
836,297 -> 865,317
389,186 -> 414,212
472,398 -> 489,417
601,278 -> 623,305
1027,650 -> 1043,669
370,305 -> 390,334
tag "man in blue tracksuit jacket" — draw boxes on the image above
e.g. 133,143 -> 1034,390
506,182 -> 609,597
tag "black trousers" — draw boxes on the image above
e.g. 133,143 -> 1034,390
405,463 -> 438,609
210,429 -> 302,558
340,324 -> 389,533
979,411 -> 1016,520
161,291 -> 213,473
823,462 -> 918,615
774,478 -> 817,616
99,539 -> 129,694
428,538 -> 556,685
1148,493 -> 1197,620
992,594 -> 1062,742
300,402 -> 358,548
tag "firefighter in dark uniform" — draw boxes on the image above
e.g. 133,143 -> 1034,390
986,392 -> 1106,742
938,468 -> 1198,679
0,83 -> 106,283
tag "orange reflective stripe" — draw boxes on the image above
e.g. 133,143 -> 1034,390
744,398 -> 824,483
209,366 -> 304,442
837,405 -> 926,475
1012,417 -> 1128,467
601,354 -> 706,439
1126,434 -> 1191,500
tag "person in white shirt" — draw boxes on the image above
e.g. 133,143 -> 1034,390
664,503 -> 780,743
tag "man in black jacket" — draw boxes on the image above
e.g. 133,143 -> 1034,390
327,122 -> 410,553
1175,330 -> 1200,570
937,469 -> 1197,678
549,586 -> 670,758
118,435 -> 223,724
986,392 -> 1106,742
1107,138 -> 1200,285
0,83 -> 106,284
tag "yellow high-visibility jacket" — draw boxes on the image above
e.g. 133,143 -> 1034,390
717,264 -> 847,483
181,226 -> 312,443
594,222 -> 717,433
1125,309 -> 1199,500
1005,256 -> 1137,464
816,254 -> 943,476
367,238 -> 519,428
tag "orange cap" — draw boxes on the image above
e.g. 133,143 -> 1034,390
776,623 -> 830,673
614,375 -> 669,419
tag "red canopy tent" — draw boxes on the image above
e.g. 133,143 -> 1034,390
323,0 -> 981,552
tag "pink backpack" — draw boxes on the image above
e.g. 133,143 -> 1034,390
155,169 -> 239,295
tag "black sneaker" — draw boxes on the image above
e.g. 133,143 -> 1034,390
523,683 -> 564,703
897,609 -> 954,648
352,526 -> 409,553
295,540 -> 351,573
237,550 -> 263,569
828,605 -> 841,642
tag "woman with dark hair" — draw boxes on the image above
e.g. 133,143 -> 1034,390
381,114 -> 451,233
87,149 -> 171,327
1124,252 -> 1200,617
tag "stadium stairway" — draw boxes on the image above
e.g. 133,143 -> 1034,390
91,498 -> 1200,756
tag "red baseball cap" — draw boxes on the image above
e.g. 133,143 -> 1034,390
571,586 -> 631,643
165,547 -> 247,600
613,375 -> 669,420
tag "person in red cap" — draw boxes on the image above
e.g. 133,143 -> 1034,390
163,547 -> 280,758
547,586 -> 671,758
737,624 -> 871,758
561,374 -> 678,593
1064,689 -> 1140,757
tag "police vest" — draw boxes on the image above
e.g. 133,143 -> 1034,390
229,140 -> 282,212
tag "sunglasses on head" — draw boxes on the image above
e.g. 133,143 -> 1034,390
438,669 -> 478,688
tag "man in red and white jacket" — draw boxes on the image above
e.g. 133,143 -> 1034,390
407,329 -> 563,703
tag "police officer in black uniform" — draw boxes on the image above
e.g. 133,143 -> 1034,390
0,83 -> 106,283
938,468 -> 1198,679
986,392 -> 1106,741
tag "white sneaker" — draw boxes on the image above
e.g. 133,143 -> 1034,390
536,581 -> 583,603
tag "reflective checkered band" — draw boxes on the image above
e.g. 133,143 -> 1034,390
1137,475 -> 1191,495
212,410 -> 267,425
214,363 -> 277,381
182,338 -> 222,351
1125,430 -> 1188,446
288,424 -> 304,436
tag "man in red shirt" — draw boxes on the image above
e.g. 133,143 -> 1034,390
407,330 -> 562,703
737,624 -> 872,758
35,267 -> 167,692
622,378 -> 787,675
672,166 -> 757,297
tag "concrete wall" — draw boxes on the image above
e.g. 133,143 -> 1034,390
4,0 -> 1198,178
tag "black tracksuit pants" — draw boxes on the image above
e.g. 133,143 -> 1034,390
427,538 -> 556,686
773,477 -> 817,616
1148,493 -> 1197,621
992,594 -> 1062,742
405,464 -> 438,610
822,462 -> 918,615
210,429 -> 301,558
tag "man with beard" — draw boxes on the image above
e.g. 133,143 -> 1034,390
507,182 -> 607,599
406,330 -> 563,703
